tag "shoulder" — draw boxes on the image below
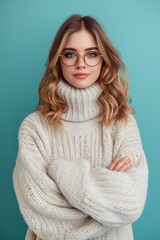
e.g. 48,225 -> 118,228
19,111 -> 50,136
115,113 -> 138,131
117,113 -> 138,131
17,111 -> 53,161
21,111 -> 44,125
111,113 -> 141,141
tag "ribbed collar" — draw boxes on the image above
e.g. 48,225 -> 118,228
57,79 -> 102,122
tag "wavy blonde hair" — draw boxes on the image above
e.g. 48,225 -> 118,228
37,14 -> 134,127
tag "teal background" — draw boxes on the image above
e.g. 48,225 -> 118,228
0,0 -> 160,239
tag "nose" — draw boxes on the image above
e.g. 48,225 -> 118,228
75,56 -> 86,69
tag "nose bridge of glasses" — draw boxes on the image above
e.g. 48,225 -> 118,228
75,53 -> 86,66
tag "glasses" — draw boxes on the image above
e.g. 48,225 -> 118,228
59,51 -> 103,67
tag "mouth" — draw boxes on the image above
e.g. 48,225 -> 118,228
73,73 -> 89,79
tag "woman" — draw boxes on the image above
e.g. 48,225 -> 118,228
13,14 -> 148,240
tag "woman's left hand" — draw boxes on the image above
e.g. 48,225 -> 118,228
108,156 -> 133,172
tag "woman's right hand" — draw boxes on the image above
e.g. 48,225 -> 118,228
108,156 -> 133,172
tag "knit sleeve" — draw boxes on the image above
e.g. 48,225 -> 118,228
13,113 -> 108,240
48,114 -> 148,228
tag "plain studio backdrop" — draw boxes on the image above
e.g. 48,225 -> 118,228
0,0 -> 160,239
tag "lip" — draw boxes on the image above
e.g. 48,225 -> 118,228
73,73 -> 89,79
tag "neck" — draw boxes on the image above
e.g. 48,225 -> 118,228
57,79 -> 102,122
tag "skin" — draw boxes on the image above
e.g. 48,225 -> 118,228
60,29 -> 133,172
60,29 -> 102,89
108,156 -> 133,172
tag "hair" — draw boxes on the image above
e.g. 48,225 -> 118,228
36,14 -> 134,128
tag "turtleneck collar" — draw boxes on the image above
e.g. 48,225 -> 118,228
57,79 -> 102,122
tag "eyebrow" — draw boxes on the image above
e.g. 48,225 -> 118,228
63,47 -> 99,51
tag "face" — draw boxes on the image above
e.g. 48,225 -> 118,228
60,29 -> 102,88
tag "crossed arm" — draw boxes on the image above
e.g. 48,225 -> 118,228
48,115 -> 148,227
13,114 -> 148,240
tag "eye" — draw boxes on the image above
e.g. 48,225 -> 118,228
86,51 -> 99,58
63,52 -> 77,58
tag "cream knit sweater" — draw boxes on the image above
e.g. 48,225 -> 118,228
13,80 -> 148,240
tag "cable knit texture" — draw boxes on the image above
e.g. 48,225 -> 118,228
13,79 -> 148,240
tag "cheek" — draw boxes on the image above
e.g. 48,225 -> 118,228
61,64 -> 72,78
93,65 -> 102,78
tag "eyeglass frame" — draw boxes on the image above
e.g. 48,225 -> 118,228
59,50 -> 103,67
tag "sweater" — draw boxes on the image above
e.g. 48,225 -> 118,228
13,79 -> 148,240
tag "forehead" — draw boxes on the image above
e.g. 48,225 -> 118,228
64,29 -> 97,50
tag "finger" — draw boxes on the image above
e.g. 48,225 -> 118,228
113,157 -> 130,171
108,158 -> 121,170
117,162 -> 133,172
108,156 -> 130,171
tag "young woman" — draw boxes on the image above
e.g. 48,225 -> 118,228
13,14 -> 148,240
